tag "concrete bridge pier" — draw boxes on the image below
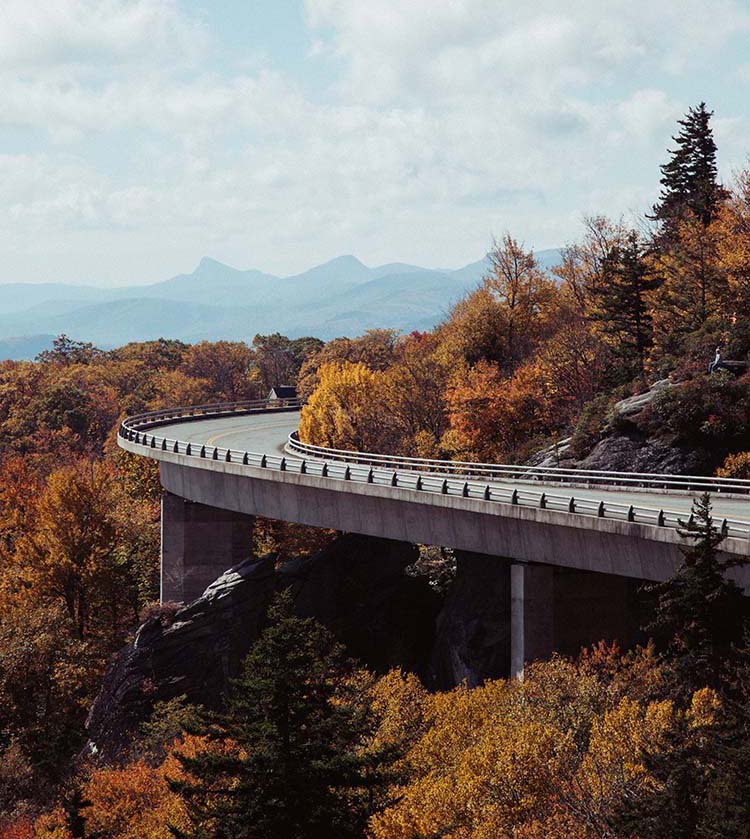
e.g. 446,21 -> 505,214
510,562 -> 555,678
510,560 -> 647,678
161,492 -> 255,605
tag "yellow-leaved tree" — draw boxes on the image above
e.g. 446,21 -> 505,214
298,361 -> 385,451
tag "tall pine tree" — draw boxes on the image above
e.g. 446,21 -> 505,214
647,492 -> 747,701
169,591 -> 391,839
651,102 -> 727,235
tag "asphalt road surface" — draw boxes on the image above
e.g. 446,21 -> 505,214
155,411 -> 750,524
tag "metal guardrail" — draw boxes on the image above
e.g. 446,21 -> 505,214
119,399 -> 750,541
286,432 -> 750,495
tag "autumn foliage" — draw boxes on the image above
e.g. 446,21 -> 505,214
5,103 -> 750,837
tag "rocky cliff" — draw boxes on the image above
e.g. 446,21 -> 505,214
531,378 -> 711,475
86,534 -> 442,760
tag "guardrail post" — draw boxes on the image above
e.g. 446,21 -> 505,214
441,479 -> 448,494
242,452 -> 249,465
260,454 -> 267,468
657,510 -> 665,527
225,449 -> 231,462
391,471 -> 397,486
173,441 -> 179,453
462,481 -> 469,497
568,497 -> 575,513
322,462 -> 328,477
212,447 -> 219,460
200,445 -> 206,458
416,475 -> 423,490
484,485 -> 491,501
721,519 -> 729,537
627,505 -> 635,522
280,458 -> 287,471
367,468 -> 374,483
300,460 -> 307,474
597,501 -> 605,517
150,437 -> 156,448
135,432 -> 140,444
539,493 -> 546,509
161,438 -> 167,450
344,465 -> 350,480
186,443 -> 192,456
511,489 -> 519,505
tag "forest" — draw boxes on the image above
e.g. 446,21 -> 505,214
1,103 -> 750,838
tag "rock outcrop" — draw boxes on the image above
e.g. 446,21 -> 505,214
86,534 -> 439,761
577,434 -> 710,475
429,551 -> 511,689
529,378 -> 711,476
612,378 -> 673,419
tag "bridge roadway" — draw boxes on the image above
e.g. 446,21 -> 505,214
153,410 -> 750,524
121,404 -> 750,677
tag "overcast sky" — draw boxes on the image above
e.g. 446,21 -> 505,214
1,1 -> 750,286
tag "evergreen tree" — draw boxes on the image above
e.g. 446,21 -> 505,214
647,492 -> 748,701
616,497 -> 750,837
169,591 -> 389,839
651,102 -> 727,235
592,231 -> 658,380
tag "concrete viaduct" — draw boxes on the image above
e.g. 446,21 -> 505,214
119,399 -> 750,677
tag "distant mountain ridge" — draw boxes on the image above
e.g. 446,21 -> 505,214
0,249 -> 562,358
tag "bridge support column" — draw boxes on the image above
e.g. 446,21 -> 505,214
161,492 -> 254,605
510,562 -> 555,679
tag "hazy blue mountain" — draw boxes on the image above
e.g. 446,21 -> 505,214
279,270 -> 463,339
448,256 -> 491,287
0,298 -> 235,346
0,334 -> 57,361
536,247 -> 564,274
108,257 -> 281,308
369,262 -> 436,279
0,248 -> 563,356
280,255 -> 373,300
0,283 -> 108,315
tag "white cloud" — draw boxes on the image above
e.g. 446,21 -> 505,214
0,0 -> 206,70
1,0 -> 749,285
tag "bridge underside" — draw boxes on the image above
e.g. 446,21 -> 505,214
158,455 -> 669,676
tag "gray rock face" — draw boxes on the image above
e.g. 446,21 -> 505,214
429,551 -> 511,689
613,378 -> 673,418
528,378 -> 710,477
578,434 -> 710,475
86,534 -> 438,761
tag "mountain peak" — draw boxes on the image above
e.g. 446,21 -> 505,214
195,256 -> 233,273
323,254 -> 366,268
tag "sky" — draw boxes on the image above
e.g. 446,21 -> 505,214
1,1 -> 750,287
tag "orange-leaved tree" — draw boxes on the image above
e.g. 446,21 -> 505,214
443,360 -> 558,462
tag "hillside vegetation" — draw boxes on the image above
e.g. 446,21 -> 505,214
1,104 -> 750,838
299,106 -> 750,480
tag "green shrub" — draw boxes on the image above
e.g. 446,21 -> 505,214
570,395 -> 617,459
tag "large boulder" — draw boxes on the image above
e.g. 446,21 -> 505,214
578,434 -> 710,475
86,534 -> 438,761
613,378 -> 673,419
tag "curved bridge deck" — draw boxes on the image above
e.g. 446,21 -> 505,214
151,409 -> 750,529
120,401 -> 750,674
